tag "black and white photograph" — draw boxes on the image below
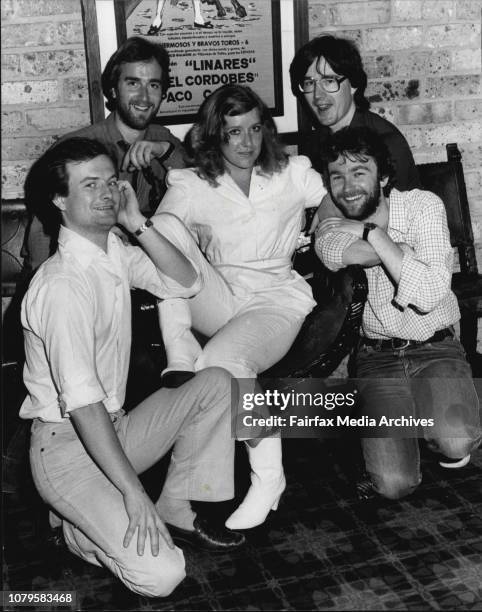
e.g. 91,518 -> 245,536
2,0 -> 482,610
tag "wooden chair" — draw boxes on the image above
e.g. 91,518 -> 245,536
416,144 -> 482,368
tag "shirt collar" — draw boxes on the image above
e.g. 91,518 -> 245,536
57,225 -> 122,271
218,166 -> 267,193
104,113 -> 125,147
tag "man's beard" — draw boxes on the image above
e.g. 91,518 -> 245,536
333,181 -> 381,221
115,100 -> 158,130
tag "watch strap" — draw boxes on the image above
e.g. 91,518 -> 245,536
362,222 -> 377,241
134,218 -> 153,236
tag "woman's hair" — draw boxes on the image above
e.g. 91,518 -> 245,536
101,36 -> 170,111
289,34 -> 369,112
321,127 -> 396,197
184,85 -> 288,185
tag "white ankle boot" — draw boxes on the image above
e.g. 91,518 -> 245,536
225,437 -> 286,530
158,298 -> 202,375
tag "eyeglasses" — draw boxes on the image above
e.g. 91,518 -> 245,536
299,75 -> 347,94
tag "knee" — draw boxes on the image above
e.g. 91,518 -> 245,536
196,366 -> 233,388
374,472 -> 420,500
197,352 -> 255,378
130,553 -> 186,598
193,366 -> 234,405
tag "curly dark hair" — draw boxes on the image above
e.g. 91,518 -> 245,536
101,36 -> 170,111
183,85 -> 288,186
290,34 -> 369,113
321,127 -> 396,197
25,137 -> 115,240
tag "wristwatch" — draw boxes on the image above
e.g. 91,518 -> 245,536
362,222 -> 377,241
134,218 -> 153,236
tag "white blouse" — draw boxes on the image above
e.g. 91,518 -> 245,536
156,155 -> 326,304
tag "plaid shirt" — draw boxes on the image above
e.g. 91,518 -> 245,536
315,188 -> 460,340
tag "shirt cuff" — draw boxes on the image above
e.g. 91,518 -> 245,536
394,251 -> 422,310
315,232 -> 359,269
60,382 -> 107,417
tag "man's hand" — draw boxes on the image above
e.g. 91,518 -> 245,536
70,402 -> 177,560
123,487 -> 174,556
316,217 -> 365,241
117,180 -> 145,233
121,141 -> 172,172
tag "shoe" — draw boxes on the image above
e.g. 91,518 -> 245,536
356,478 -> 377,501
166,517 -> 245,552
439,454 -> 470,469
225,438 -> 286,530
147,24 -> 161,35
194,21 -> 214,28
161,370 -> 195,388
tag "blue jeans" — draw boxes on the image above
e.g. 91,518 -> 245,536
353,334 -> 482,499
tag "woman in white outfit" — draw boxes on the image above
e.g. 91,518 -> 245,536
152,85 -> 327,530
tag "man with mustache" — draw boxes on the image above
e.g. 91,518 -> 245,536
25,36 -> 184,270
315,127 -> 481,500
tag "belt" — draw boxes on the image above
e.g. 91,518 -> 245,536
360,327 -> 453,351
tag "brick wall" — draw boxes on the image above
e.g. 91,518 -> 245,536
1,0 -> 90,199
308,0 -> 482,347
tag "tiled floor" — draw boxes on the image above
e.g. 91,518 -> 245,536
3,437 -> 482,611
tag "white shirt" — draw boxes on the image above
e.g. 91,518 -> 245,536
20,226 -> 201,422
156,156 -> 326,313
316,188 -> 460,340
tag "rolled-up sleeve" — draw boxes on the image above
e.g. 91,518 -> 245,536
315,231 -> 359,271
36,278 -> 107,415
394,195 -> 453,312
156,168 -> 192,220
124,242 -> 202,299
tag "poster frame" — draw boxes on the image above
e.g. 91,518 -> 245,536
88,0 -> 285,126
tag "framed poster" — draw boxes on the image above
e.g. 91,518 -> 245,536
113,0 -> 283,125
292,0 -> 309,137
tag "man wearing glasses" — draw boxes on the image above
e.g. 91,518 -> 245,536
290,34 -> 420,191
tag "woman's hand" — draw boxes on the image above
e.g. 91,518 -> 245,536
308,193 -> 344,234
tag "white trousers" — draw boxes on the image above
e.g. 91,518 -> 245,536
156,213 -> 308,379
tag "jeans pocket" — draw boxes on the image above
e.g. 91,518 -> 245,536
428,335 -> 467,359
